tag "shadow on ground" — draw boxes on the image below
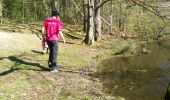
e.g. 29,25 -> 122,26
0,56 -> 49,76
31,50 -> 44,54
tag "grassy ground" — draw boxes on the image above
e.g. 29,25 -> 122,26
0,30 -> 115,100
0,22 -> 138,100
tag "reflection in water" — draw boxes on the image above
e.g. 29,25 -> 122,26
96,40 -> 170,100
160,60 -> 170,69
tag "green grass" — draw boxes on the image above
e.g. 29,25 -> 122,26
82,96 -> 90,100
0,79 -> 29,100
39,79 -> 53,86
0,32 -> 115,100
58,51 -> 86,68
111,40 -> 137,56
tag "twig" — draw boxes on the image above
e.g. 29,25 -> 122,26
131,0 -> 170,21
71,0 -> 84,16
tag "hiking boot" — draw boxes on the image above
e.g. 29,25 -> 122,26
50,69 -> 59,73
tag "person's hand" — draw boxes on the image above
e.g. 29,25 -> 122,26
63,40 -> 66,44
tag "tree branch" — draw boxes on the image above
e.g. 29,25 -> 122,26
71,0 -> 84,16
95,0 -> 124,12
131,0 -> 170,21
95,0 -> 111,12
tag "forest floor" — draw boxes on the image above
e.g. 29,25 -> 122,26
0,23 -> 119,100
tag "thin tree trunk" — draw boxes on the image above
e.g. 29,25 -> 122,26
94,0 -> 102,41
22,0 -> 25,22
51,0 -> 58,10
110,0 -> 113,34
34,2 -> 37,19
43,0 -> 49,17
0,0 -> 2,24
118,3 -> 124,31
83,0 -> 88,33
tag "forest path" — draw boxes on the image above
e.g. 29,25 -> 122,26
0,31 -> 41,53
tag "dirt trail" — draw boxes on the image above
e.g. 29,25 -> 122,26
0,31 -> 41,53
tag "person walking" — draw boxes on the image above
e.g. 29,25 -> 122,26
42,9 -> 65,72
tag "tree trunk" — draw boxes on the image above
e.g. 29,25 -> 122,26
0,0 -> 2,24
51,0 -> 58,10
94,0 -> 102,41
43,0 -> 49,17
33,1 -> 37,19
110,0 -> 113,34
22,0 -> 25,22
83,0 -> 88,33
85,0 -> 95,45
118,3 -> 124,31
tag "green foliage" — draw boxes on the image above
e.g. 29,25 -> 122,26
111,40 -> 137,55
82,96 -> 90,100
112,40 -> 129,55
124,5 -> 166,40
2,0 -> 84,24
3,0 -> 46,22
3,0 -> 15,18
102,1 -> 170,40
2,0 -> 170,40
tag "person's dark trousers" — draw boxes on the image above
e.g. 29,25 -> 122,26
47,40 -> 58,70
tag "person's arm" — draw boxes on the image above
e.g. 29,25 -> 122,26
41,26 -> 46,39
42,26 -> 45,35
42,19 -> 47,36
59,29 -> 65,43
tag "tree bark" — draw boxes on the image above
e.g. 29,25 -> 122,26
51,0 -> 58,10
85,0 -> 95,45
110,0 -> 113,34
83,0 -> 88,33
22,0 -> 25,22
43,0 -> 49,17
118,3 -> 124,31
94,0 -> 102,41
0,0 -> 3,24
33,1 -> 37,19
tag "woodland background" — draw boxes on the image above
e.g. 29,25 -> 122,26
0,0 -> 170,44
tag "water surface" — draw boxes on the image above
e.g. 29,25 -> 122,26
97,40 -> 170,100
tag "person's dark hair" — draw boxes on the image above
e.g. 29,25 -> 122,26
52,9 -> 60,17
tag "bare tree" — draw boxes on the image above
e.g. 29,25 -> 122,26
85,0 -> 95,45
83,0 -> 88,33
84,0 -> 114,44
85,0 -> 103,44
94,0 -> 102,41
0,0 -> 3,23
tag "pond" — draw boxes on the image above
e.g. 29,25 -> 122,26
96,40 -> 170,100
